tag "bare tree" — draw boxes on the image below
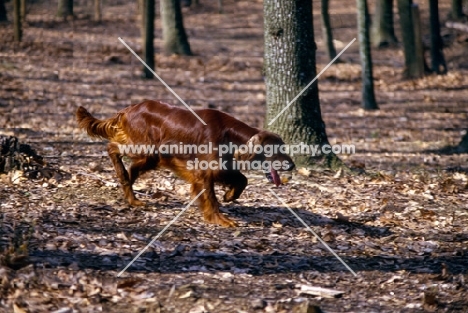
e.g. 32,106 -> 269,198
57,0 -> 73,18
143,0 -> 155,78
264,0 -> 342,169
357,0 -> 378,109
321,0 -> 338,60
371,0 -> 398,47
429,0 -> 447,74
94,0 -> 102,22
397,0 -> 425,78
161,0 -> 192,55
0,0 -> 7,22
449,0 -> 464,19
14,0 -> 21,42
20,0 -> 26,21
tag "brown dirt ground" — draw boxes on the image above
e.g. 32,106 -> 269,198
0,0 -> 467,312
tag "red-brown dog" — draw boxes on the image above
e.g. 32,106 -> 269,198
76,100 -> 294,227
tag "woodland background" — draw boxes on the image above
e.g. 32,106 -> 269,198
0,0 -> 467,312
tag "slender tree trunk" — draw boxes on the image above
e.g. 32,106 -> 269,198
397,0 -> 425,78
264,0 -> 342,169
321,0 -> 337,60
429,0 -> 447,74
13,0 -> 22,42
449,0 -> 464,19
0,0 -> 7,22
94,0 -> 102,22
20,0 -> 26,21
371,0 -> 398,47
139,0 -> 146,39
357,0 -> 378,110
57,0 -> 73,18
161,0 -> 192,55
143,0 -> 155,78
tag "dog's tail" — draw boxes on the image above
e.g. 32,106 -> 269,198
76,106 -> 120,141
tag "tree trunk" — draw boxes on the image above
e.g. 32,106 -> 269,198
357,0 -> 378,110
161,0 -> 192,55
13,0 -> 21,42
321,0 -> 337,60
94,0 -> 102,22
371,0 -> 398,47
0,0 -> 7,22
429,0 -> 447,74
138,0 -> 146,39
57,0 -> 73,18
397,0 -> 425,78
143,0 -> 155,78
264,0 -> 342,169
20,0 -> 26,21
457,132 -> 468,153
449,0 -> 464,19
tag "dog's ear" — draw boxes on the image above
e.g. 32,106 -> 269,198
234,134 -> 262,161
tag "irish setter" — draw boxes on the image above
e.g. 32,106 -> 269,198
76,100 -> 294,227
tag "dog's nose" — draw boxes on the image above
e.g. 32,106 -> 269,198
286,162 -> 295,171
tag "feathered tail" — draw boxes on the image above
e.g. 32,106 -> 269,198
76,106 -> 120,140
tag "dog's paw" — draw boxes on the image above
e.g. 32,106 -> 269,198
204,212 -> 237,227
129,199 -> 145,206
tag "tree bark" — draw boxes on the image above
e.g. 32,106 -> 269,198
429,0 -> 447,74
161,0 -> 192,55
321,0 -> 337,60
357,0 -> 378,110
13,0 -> 21,42
264,0 -> 342,169
397,0 -> 425,78
94,0 -> 102,22
0,0 -> 7,22
143,0 -> 155,78
371,0 -> 398,47
449,0 -> 464,19
57,0 -> 73,18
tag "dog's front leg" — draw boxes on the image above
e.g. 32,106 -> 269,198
191,178 -> 237,227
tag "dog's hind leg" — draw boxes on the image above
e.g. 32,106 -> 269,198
108,142 -> 144,206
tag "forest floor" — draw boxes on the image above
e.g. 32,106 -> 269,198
0,0 -> 468,312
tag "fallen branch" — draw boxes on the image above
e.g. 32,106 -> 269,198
446,21 -> 468,32
296,284 -> 344,298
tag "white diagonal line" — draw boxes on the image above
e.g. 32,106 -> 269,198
118,37 -> 207,126
269,188 -> 357,276
117,189 -> 205,277
268,38 -> 356,126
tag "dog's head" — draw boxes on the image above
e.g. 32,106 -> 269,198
234,131 -> 295,186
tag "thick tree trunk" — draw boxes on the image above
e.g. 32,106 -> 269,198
143,0 -> 155,78
321,0 -> 337,60
13,0 -> 21,42
397,0 -> 425,78
429,0 -> 447,74
371,0 -> 398,47
357,0 -> 378,110
0,0 -> 8,22
264,0 -> 342,169
161,0 -> 192,55
94,0 -> 102,22
57,0 -> 73,18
